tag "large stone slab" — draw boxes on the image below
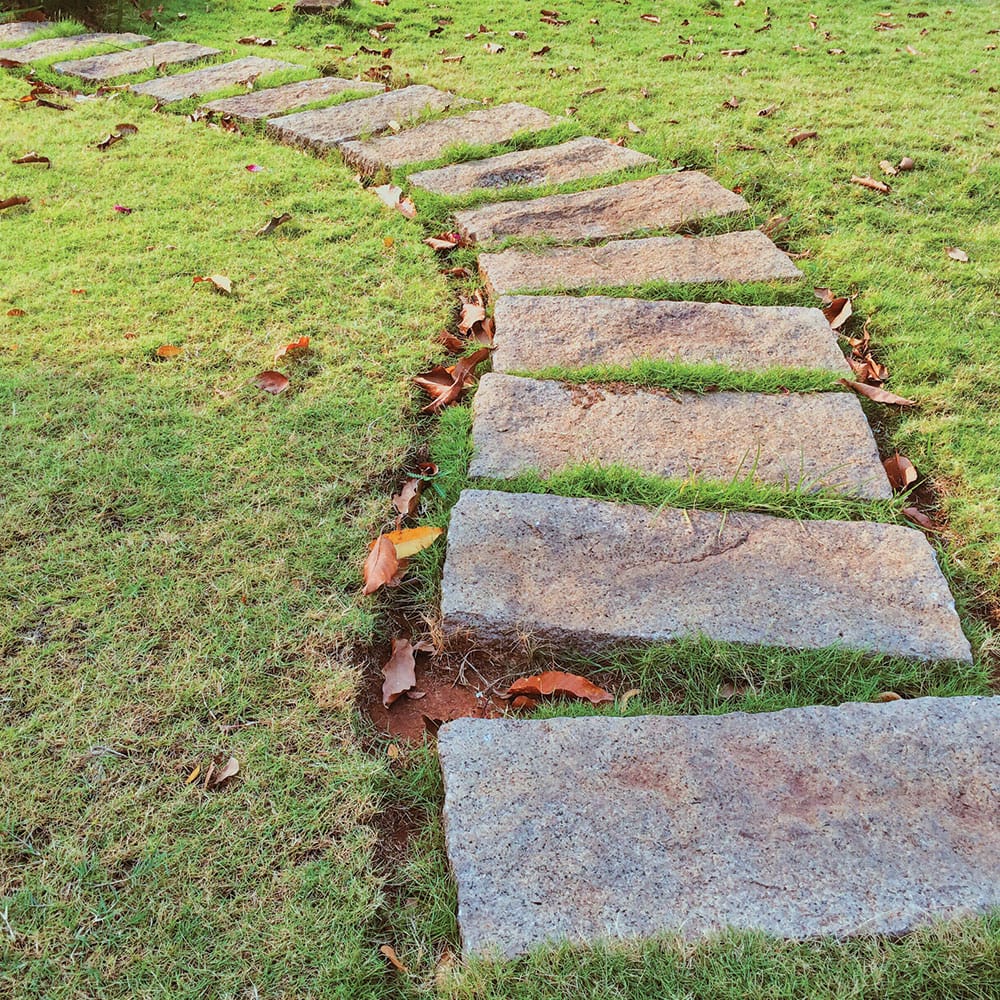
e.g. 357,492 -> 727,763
54,41 -> 220,82
201,75 -> 381,120
408,136 -> 656,196
470,375 -> 890,499
439,697 -> 999,957
267,85 -> 470,152
0,32 -> 149,66
492,295 -> 850,374
0,21 -> 53,44
455,171 -> 748,244
339,103 -> 564,173
479,230 -> 803,296
441,490 -> 972,662
131,56 -> 297,102
294,0 -> 349,12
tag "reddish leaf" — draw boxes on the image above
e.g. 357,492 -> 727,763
508,670 -> 613,705
788,130 -> 818,146
851,174 -> 891,194
274,336 -> 309,360
363,534 -> 399,594
509,695 -> 539,711
419,347 -> 491,413
0,196 -> 30,211
824,296 -> 852,329
883,452 -> 918,491
902,506 -> 938,531
7,308 -> 26,317
424,232 -> 463,251
382,637 -> 417,707
253,370 -> 290,394
12,152 -> 50,168
256,212 -> 292,237
437,330 -> 467,353
380,944 -> 407,972
838,378 -> 916,406
155,344 -> 183,358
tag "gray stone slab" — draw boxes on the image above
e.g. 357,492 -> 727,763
479,230 -> 803,296
0,21 -> 53,44
492,295 -> 850,374
130,56 -> 297,102
54,41 -> 220,82
470,375 -> 890,499
267,85 -> 471,152
439,697 -> 999,957
456,171 -> 748,244
294,0 -> 349,11
408,136 -> 656,196
441,490 -> 971,662
339,103 -> 564,173
201,75 -> 381,120
0,32 -> 149,66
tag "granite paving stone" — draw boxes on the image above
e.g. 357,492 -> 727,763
469,374 -> 890,498
131,56 -> 297,102
293,0 -> 349,11
439,697 -> 999,957
440,490 -> 972,661
339,103 -> 564,174
492,295 -> 850,374
455,171 -> 748,243
0,21 -> 54,44
0,32 -> 149,66
54,40 -> 220,81
201,75 -> 381,119
408,136 -> 655,196
267,85 -> 471,151
479,230 -> 803,296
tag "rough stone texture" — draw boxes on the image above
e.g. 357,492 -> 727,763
441,490 -> 972,662
339,103 -> 564,173
0,21 -> 53,44
130,56 -> 297,102
479,230 -> 803,296
470,375 -> 890,499
54,41 -> 220,81
408,136 -> 656,196
267,85 -> 470,151
0,32 -> 149,66
492,295 -> 850,374
201,75 -> 381,120
456,171 -> 748,243
293,0 -> 349,12
439,697 -> 999,957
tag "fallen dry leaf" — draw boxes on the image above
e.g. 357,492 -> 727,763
483,42 -> 505,54
193,274 -> 233,295
392,478 -> 423,519
372,183 -> 416,219
902,506 -> 938,531
874,691 -> 903,702
437,330 -> 467,353
256,212 -> 292,237
721,47 -> 749,56
6,308 -> 26,317
898,156 -> 915,171
507,670 -> 613,705
722,95 -> 740,110
382,637 -> 417,707
851,174 -> 891,194
789,130 -> 818,146
757,103 -> 777,117
207,756 -> 239,788
640,14 -> 661,24
155,344 -> 183,358
384,525 -> 442,559
185,764 -> 201,784
12,152 -> 50,168
238,35 -> 275,45
424,231 -> 463,251
252,370 -> 290,394
363,534 -> 400,594
274,335 -> 309,360
380,944 -> 407,972
619,688 -> 641,711
838,378 -> 916,406
945,246 -> 969,262
414,347 -> 491,413
883,452 -> 918,491
879,159 -> 899,176
825,297 -> 852,329
0,196 -> 30,211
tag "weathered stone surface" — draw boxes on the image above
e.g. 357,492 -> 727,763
441,490 -> 971,661
0,21 -> 53,44
293,0 -> 349,12
54,41 -> 220,81
267,85 -> 470,151
408,136 -> 655,196
0,32 -> 149,66
339,103 -> 564,174
456,171 -> 748,243
130,56 -> 296,102
479,230 -> 802,296
470,375 -> 890,498
201,75 -> 381,119
492,295 -> 850,374
439,697 -> 999,957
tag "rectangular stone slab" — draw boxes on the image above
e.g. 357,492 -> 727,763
0,32 -> 149,66
201,75 -> 381,120
294,0 -> 349,11
267,85 -> 470,151
408,136 -> 656,196
131,56 -> 298,102
470,374 -> 890,499
439,697 -> 999,957
441,490 -> 971,662
479,230 -> 803,296
0,21 -> 54,44
455,171 -> 748,243
492,295 -> 850,374
339,103 -> 564,174
54,41 -> 220,81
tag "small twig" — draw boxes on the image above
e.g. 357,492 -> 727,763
1,905 -> 16,942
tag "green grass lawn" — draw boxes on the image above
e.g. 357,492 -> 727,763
1,1 -> 998,997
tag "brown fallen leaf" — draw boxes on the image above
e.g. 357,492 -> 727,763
256,212 -> 292,237
115,123 -> 139,136
945,246 -> 969,262
883,452 -> 918,491
879,159 -> 898,176
437,330 -> 467,353
757,103 -> 777,117
193,274 -> 233,295
12,152 -> 50,168
384,525 -> 442,558
851,174 -> 891,194
253,370 -> 290,395
721,47 -> 749,56
392,478 -> 423,519
380,944 -> 407,972
825,297 -> 852,329
414,347 -> 491,413
185,764 -> 201,784
207,756 -> 239,788
507,670 -> 613,705
838,378 -> 916,406
155,344 -> 183,358
902,506 -> 938,531
788,130 -> 818,146
874,691 -> 902,702
640,14 -> 661,24
898,156 -> 915,171
274,335 -> 309,360
483,42 -> 505,54
0,196 -> 30,211
238,35 -> 275,45
382,637 -> 417,707
758,214 -> 790,239
363,534 -> 400,594
424,231 -> 463,251
722,95 -> 740,110
7,308 -> 26,317
372,183 -> 416,219
509,695 -> 540,711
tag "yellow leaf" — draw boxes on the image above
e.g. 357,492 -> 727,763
384,525 -> 443,559
185,765 -> 201,784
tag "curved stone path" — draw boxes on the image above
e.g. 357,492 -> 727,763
3,20 -> 992,959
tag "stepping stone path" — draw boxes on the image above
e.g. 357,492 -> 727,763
440,697 -> 999,957
0,21 -> 53,43
0,32 -> 150,65
454,171 -> 748,244
4,32 -> 983,956
293,0 -> 348,12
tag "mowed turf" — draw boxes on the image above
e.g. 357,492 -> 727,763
1,2 -> 999,998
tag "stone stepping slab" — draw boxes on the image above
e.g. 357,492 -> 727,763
131,56 -> 297,103
0,21 -> 54,44
479,230 -> 802,297
201,75 -> 381,120
455,171 -> 748,244
294,0 -> 348,11
492,295 -> 850,374
470,374 -> 890,499
267,85 -> 471,152
441,490 -> 972,662
439,696 -> 998,957
54,41 -> 220,82
408,136 -> 656,196
339,102 -> 564,174
0,32 -> 150,66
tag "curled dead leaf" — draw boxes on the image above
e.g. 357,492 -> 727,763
256,212 -> 292,237
878,159 -> 899,176
851,174 -> 891,194
424,231 -> 463,251
838,378 -> 915,406
898,156 -> 915,171
207,756 -> 239,788
252,370 -> 290,394
0,196 -> 30,211
193,274 -> 233,295
382,637 -> 417,707
155,344 -> 183,358
363,534 -> 400,594
7,308 -> 26,317
373,183 -> 416,219
274,336 -> 309,360
902,506 -> 938,531
12,152 -> 50,168
883,452 -> 918,491
392,478 -> 423,519
507,670 -> 613,705
788,130 -> 818,146
380,944 -> 407,972
384,525 -> 442,558
945,246 -> 969,262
